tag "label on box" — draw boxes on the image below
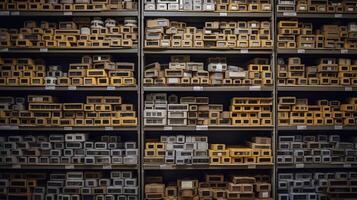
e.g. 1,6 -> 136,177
63,11 -> 72,15
240,49 -> 249,54
12,165 -> 21,169
181,180 -> 193,189
341,49 -> 348,54
297,125 -> 307,130
344,163 -> 352,168
196,125 -> 208,130
40,48 -> 48,52
64,127 -> 73,131
68,86 -> 76,90
65,165 -> 74,169
105,127 -> 114,131
283,12 -> 296,16
249,86 -> 261,91
334,125 -> 343,130
160,164 -> 173,169
45,86 -> 55,90
296,163 -> 304,168
219,12 -> 227,16
164,126 -> 172,131
103,165 -> 112,169
11,11 -> 19,15
262,192 -> 269,198
217,153 -> 222,156
335,14 -> 342,18
193,86 -> 203,91
297,49 -> 305,54
107,86 -> 115,90
0,11 -> 10,15
248,165 -> 256,169
216,63 -> 223,71
345,87 -> 353,91
0,48 -> 8,52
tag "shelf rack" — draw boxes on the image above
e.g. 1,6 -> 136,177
0,3 -> 356,200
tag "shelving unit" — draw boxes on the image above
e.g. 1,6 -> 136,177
0,1 -> 356,199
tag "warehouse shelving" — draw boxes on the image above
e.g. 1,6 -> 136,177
278,126 -> 357,131
277,164 -> 357,169
0,48 -> 138,54
0,11 -> 138,16
144,48 -> 273,54
0,164 -> 138,170
276,12 -> 357,19
143,86 -> 273,92
0,126 -> 139,131
143,164 -> 273,170
277,49 -> 355,54
278,86 -> 357,92
0,86 -> 139,91
144,11 -> 272,17
144,126 -> 274,131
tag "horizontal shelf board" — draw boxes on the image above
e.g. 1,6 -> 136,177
144,11 -> 272,17
0,48 -> 138,54
144,86 -> 273,92
278,163 -> 357,169
278,126 -> 357,131
143,164 -> 273,170
0,164 -> 137,170
0,126 -> 138,131
0,11 -> 138,16
0,86 -> 138,91
277,12 -> 357,19
278,86 -> 357,92
144,126 -> 274,131
277,49 -> 356,54
144,49 -> 272,54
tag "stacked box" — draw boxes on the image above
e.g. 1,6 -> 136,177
144,56 -> 272,86
145,174 -> 272,199
277,0 -> 357,13
144,94 -> 273,126
278,172 -> 357,200
0,56 -> 136,87
210,137 -> 273,165
0,95 -> 137,127
144,135 -> 209,165
277,21 -> 357,49
0,18 -> 137,48
144,0 -> 272,12
0,0 -> 137,11
145,18 -> 272,49
0,134 -> 138,165
278,57 -> 357,86
278,96 -> 357,126
0,171 -> 138,200
277,135 -> 357,165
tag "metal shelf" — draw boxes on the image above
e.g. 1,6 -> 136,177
0,126 -> 138,131
0,86 -> 139,91
278,86 -> 357,92
144,49 -> 273,54
144,126 -> 274,131
0,10 -> 138,16
144,86 -> 273,92
0,164 -> 138,170
277,12 -> 357,19
278,126 -> 357,131
278,163 -> 357,169
143,164 -> 273,170
277,49 -> 356,54
0,48 -> 138,54
144,11 -> 272,17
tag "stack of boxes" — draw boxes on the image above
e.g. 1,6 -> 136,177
0,134 -> 138,166
278,172 -> 357,200
0,171 -> 139,200
278,57 -> 357,86
0,55 -> 136,87
278,96 -> 357,126
144,0 -> 272,12
144,135 -> 209,165
277,0 -> 357,13
0,95 -> 137,127
144,55 -> 272,86
209,137 -> 273,165
277,135 -> 357,165
0,0 -> 137,11
144,93 -> 273,127
145,174 -> 272,199
145,18 -> 272,49
0,18 -> 138,48
277,21 -> 357,49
